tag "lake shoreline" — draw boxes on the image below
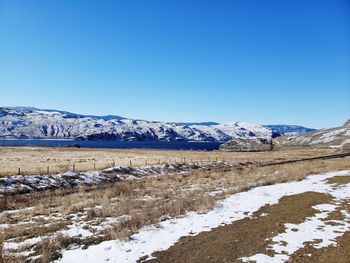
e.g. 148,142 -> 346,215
1,139 -> 222,150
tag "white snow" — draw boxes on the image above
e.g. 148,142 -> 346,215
241,176 -> 350,263
4,223 -> 94,251
57,170 -> 350,263
0,107 -> 273,142
281,122 -> 350,148
0,161 -> 237,195
4,237 -> 43,250
340,138 -> 350,146
242,205 -> 350,263
330,139 -> 350,148
0,206 -> 34,216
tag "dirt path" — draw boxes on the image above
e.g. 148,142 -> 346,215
142,177 -> 350,263
287,232 -> 350,263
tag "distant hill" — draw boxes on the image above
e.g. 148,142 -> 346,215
263,125 -> 315,136
275,119 -> 350,149
1,107 -> 319,144
0,107 -> 273,142
11,106 -> 126,121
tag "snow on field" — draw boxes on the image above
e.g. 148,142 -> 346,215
0,206 -> 34,216
242,201 -> 350,262
57,170 -> 350,263
4,222 -> 94,251
0,161 -> 237,195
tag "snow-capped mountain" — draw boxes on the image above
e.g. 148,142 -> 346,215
275,119 -> 350,149
263,125 -> 315,136
0,107 -> 273,142
175,122 -> 219,126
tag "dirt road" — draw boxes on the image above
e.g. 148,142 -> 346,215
143,175 -> 350,263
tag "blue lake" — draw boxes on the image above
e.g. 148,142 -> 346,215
2,140 -> 222,151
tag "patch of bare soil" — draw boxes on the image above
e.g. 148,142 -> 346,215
141,192 -> 333,263
287,200 -> 350,263
327,175 -> 350,185
286,233 -> 350,263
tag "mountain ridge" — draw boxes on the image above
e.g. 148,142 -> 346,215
0,107 -> 314,143
275,119 -> 350,149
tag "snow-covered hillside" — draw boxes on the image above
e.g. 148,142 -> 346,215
275,119 -> 350,149
0,107 -> 273,142
263,124 -> 315,136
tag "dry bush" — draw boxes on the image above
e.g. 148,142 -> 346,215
103,208 -> 162,241
1,253 -> 21,263
4,222 -> 67,241
85,208 -> 97,221
162,199 -> 187,217
121,213 -> 148,229
101,195 -> 217,243
0,231 -> 4,262
41,237 -> 62,262
162,196 -> 215,216
104,225 -> 131,241
40,234 -> 75,263
109,181 -> 134,197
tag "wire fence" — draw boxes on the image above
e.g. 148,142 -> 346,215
1,148 -> 335,177
0,156 -> 237,177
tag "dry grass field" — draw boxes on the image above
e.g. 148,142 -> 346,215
0,146 -> 337,176
1,145 -> 349,262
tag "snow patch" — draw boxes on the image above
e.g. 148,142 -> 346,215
57,170 -> 350,263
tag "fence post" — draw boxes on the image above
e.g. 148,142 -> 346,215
73,164 -> 75,172
145,160 -> 148,166
129,160 -> 132,167
94,162 -> 96,170
18,168 -> 20,175
113,160 -> 115,167
47,166 -> 49,174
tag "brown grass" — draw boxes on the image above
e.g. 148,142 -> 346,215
40,234 -> 78,263
0,146 -> 336,176
4,221 -> 68,241
327,175 -> 350,185
0,231 -> 4,262
1,152 -> 349,262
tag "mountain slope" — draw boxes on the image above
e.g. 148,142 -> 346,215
0,107 -> 273,142
175,122 -> 219,126
263,125 -> 315,136
275,119 -> 350,149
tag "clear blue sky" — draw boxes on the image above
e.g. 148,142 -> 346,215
0,0 -> 349,128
